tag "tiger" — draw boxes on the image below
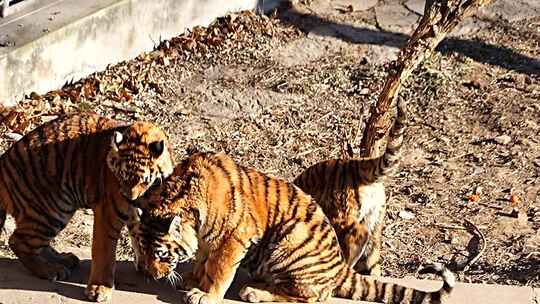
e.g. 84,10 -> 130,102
130,152 -> 455,304
293,99 -> 407,276
0,113 -> 174,302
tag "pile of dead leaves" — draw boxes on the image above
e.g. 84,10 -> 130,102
158,11 -> 280,60
0,10 -> 296,136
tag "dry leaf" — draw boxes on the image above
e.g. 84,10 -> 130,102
509,194 -> 520,206
468,194 -> 481,202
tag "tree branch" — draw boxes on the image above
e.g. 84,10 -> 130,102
359,0 -> 494,157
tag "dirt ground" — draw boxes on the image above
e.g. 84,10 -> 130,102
0,0 -> 539,289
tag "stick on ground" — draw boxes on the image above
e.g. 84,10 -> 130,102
462,219 -> 487,272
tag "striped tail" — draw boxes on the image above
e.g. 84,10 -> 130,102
362,97 -> 407,183
334,262 -> 455,303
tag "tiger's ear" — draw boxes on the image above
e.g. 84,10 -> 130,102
111,131 -> 124,151
168,216 -> 182,237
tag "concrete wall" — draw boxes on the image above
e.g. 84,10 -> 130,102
0,0 -> 283,107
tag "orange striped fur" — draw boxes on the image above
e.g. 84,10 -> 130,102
131,152 -> 454,304
0,113 -> 174,302
294,99 -> 407,276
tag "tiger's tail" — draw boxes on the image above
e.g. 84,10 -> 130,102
334,262 -> 455,303
371,98 -> 407,180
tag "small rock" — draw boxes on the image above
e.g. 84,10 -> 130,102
494,135 -> 511,145
333,0 -> 378,11
398,210 -> 416,220
5,132 -> 23,141
375,4 -> 420,34
404,0 -> 425,15
463,77 -> 489,90
474,186 -> 484,196
359,88 -> 370,95
479,0 -> 540,22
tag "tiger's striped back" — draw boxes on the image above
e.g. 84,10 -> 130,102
132,152 -> 454,304
293,99 -> 407,276
0,113 -> 174,302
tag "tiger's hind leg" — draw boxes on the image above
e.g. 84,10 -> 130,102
335,220 -> 369,268
239,282 -> 323,303
9,214 -> 77,281
42,246 -> 80,270
354,214 -> 384,276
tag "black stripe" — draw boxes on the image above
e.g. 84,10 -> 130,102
77,133 -> 91,205
411,289 -> 427,304
361,276 -> 369,299
206,157 -> 234,243
350,161 -> 362,206
111,198 -> 130,223
286,249 -> 339,275
202,216 -> 218,241
6,151 -> 64,230
393,285 -> 405,303
293,255 -> 342,280
270,222 -> 327,273
273,180 -> 282,226
262,175 -> 270,223
349,270 -> 357,298
0,166 -> 21,216
431,290 -> 441,304
25,137 -> 74,215
287,185 -> 299,218
69,140 -> 83,206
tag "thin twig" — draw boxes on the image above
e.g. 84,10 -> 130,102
431,222 -> 488,230
462,219 -> 487,272
525,252 -> 540,259
296,147 -> 323,157
478,202 -> 504,210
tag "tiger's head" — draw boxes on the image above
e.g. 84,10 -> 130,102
106,121 -> 174,201
129,167 -> 199,281
130,212 -> 198,281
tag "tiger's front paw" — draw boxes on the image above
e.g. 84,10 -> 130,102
239,286 -> 262,303
185,288 -> 218,304
85,284 -> 113,302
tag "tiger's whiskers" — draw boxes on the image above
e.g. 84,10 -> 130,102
167,270 -> 182,287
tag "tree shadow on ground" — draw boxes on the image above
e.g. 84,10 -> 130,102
465,257 -> 540,285
262,3 -> 540,76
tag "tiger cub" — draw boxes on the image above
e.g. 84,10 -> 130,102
131,152 -> 454,304
293,99 -> 406,276
0,113 -> 174,302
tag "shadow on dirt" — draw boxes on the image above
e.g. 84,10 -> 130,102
265,4 -> 540,76
466,257 -> 540,285
0,258 -> 179,303
0,258 -> 253,303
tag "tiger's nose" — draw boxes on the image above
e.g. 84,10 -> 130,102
144,257 -> 168,280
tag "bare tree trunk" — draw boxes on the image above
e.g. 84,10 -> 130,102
359,0 -> 493,158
